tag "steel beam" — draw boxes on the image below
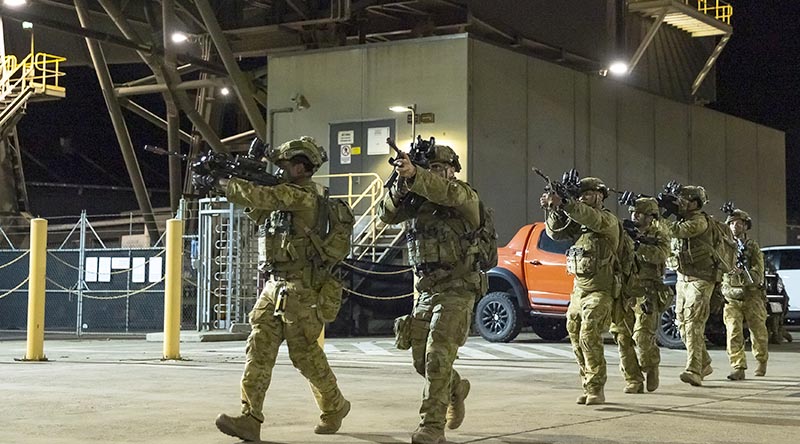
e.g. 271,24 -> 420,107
627,8 -> 668,74
163,0 -> 182,212
118,100 -> 193,144
194,0 -> 266,142
74,0 -> 159,244
692,34 -> 731,97
115,78 -> 227,96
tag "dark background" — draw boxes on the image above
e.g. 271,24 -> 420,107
15,0 -> 800,221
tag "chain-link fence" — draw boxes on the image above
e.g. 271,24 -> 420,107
0,209 -> 197,336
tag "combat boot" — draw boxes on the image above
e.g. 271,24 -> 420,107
446,379 -> 470,430
623,382 -> 644,394
215,413 -> 261,442
726,368 -> 745,381
680,371 -> 702,386
701,365 -> 713,378
315,400 -> 351,434
411,426 -> 445,444
585,390 -> 605,405
646,368 -> 659,392
754,362 -> 767,377
782,330 -> 793,342
576,393 -> 588,405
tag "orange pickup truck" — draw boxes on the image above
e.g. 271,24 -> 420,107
475,222 -> 573,342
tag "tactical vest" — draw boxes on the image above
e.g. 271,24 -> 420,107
670,212 -> 716,281
258,209 -> 316,273
636,224 -> 666,281
405,201 -> 476,274
565,223 -> 615,277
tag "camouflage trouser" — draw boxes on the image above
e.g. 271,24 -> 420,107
609,297 -> 643,385
240,279 -> 346,423
567,287 -> 613,395
410,283 -> 475,431
675,277 -> 715,375
723,294 -> 769,370
633,281 -> 670,373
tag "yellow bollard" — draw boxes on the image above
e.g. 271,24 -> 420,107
163,219 -> 184,360
25,218 -> 48,361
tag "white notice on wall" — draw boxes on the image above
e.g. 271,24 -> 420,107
98,257 -> 112,282
337,130 -> 354,145
132,258 -> 146,283
148,257 -> 163,283
85,257 -> 98,282
340,144 -> 352,165
367,127 -> 390,155
111,257 -> 130,269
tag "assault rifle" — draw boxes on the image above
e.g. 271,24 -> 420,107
145,138 -> 282,195
656,180 -> 682,219
533,167 -> 580,208
721,201 -> 754,284
384,135 -> 435,189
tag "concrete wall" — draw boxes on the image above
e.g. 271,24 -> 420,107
268,35 -> 785,247
468,38 -> 785,246
268,36 -> 469,181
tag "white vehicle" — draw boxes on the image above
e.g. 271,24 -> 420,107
762,246 -> 800,324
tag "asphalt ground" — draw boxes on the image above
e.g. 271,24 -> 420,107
1,332 -> 798,444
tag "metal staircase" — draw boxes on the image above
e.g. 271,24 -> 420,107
1,51 -> 66,213
627,0 -> 733,97
316,173 -> 406,264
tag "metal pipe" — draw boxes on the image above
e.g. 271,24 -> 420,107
268,107 -> 294,148
121,64 -> 198,87
74,0 -> 160,245
221,130 -> 256,145
115,78 -> 227,96
194,0 -> 266,141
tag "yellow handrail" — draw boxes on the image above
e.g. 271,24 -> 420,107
1,51 -> 66,99
691,0 -> 732,25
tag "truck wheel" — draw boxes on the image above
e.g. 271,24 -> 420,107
656,302 -> 685,349
474,291 -> 523,343
531,318 -> 567,341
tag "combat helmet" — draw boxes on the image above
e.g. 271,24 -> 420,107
427,145 -> 461,172
269,136 -> 328,172
725,209 -> 753,230
578,177 -> 608,198
678,185 -> 708,207
630,197 -> 659,217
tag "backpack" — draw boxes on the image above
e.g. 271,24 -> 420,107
471,199 -> 498,272
703,213 -> 737,275
304,189 -> 355,269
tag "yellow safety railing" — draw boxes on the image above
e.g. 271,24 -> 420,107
692,0 -> 732,25
314,172 -> 393,260
1,51 -> 66,100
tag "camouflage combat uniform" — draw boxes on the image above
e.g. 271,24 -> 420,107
546,182 -> 619,403
721,210 -> 769,378
668,187 -> 718,385
380,148 -> 482,444
215,137 -> 350,442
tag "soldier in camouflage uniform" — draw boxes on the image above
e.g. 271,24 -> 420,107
721,209 -> 769,380
213,137 -> 351,442
541,177 -> 619,406
619,198 -> 671,393
380,144 -> 481,444
666,186 -> 717,386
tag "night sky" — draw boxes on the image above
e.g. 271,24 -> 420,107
14,0 -> 800,221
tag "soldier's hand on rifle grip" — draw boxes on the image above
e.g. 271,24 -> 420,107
394,151 -> 417,179
540,191 -> 562,209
